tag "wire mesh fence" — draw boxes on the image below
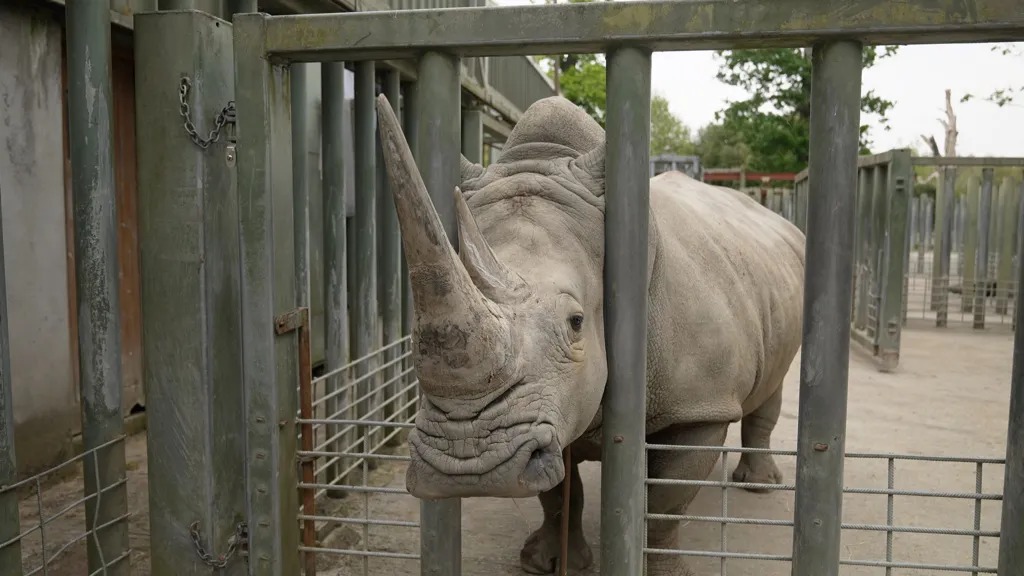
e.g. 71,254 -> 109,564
904,250 -> 1018,330
296,335 -> 422,575
0,435 -> 133,576
645,443 -> 1005,575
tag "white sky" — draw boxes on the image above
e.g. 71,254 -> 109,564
492,0 -> 1024,158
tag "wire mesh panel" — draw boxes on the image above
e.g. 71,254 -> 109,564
0,436 -> 134,576
644,443 -> 1005,575
296,336 -> 421,575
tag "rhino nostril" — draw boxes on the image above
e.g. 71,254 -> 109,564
530,449 -> 544,462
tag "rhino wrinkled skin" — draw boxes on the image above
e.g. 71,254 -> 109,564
375,94 -> 805,575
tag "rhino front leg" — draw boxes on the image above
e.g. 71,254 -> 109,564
731,382 -> 784,492
646,422 -> 730,576
520,456 -> 592,574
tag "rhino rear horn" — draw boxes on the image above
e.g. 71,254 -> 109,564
453,186 -> 528,301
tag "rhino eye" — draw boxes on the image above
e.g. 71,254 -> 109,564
569,313 -> 584,332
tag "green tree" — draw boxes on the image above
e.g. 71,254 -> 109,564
650,94 -> 696,156
694,122 -> 751,168
710,46 -> 898,173
960,44 -> 1023,107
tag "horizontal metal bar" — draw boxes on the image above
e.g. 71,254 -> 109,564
838,558 -> 996,572
0,435 -> 126,495
645,443 -> 1006,464
298,449 -> 411,462
648,513 -> 1000,537
911,156 -> 1024,167
297,514 -> 419,528
645,548 -> 996,573
644,547 -> 791,561
646,477 -> 1002,500
262,0 -> 1024,61
298,545 -> 419,560
299,482 -> 408,495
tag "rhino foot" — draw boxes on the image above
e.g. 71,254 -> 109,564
731,455 -> 783,493
519,522 -> 593,574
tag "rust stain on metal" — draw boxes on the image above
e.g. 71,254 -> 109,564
814,442 -> 829,451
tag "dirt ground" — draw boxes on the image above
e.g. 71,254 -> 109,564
15,321 -> 1016,576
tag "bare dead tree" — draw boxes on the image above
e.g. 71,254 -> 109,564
918,88 -> 959,183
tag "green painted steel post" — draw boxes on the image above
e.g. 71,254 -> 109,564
292,63 -> 311,310
379,69 -> 403,445
935,167 -> 956,326
922,195 -> 932,275
416,51 -> 463,576
963,178 -> 979,314
998,178 -> 1019,315
877,150 -> 911,371
602,45 -> 651,576
400,79 -> 418,424
791,39 -> 862,576
353,61 -> 381,465
158,0 -> 225,18
976,169 -> 994,329
65,2 -> 131,573
854,168 -> 871,331
232,14 -> 301,576
998,215 -> 1024,573
462,107 -> 484,164
0,183 -> 20,576
322,61 -> 349,490
870,165 -> 887,342
134,11 -> 249,576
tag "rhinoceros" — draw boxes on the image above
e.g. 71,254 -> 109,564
374,93 -> 805,575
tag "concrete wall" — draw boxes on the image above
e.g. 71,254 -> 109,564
0,3 -> 78,474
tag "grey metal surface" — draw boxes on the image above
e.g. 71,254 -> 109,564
379,69 -> 403,433
790,39 -> 863,576
353,60 -> 381,456
0,173 -> 20,576
854,167 -> 872,331
996,178 -> 1018,315
935,167 -> 957,325
415,51 -> 463,576
133,11 -> 247,576
64,1 -> 130,573
461,108 -> 483,164
877,150 -> 911,371
292,62 -> 311,309
912,156 -> 1024,167
1001,179 -> 1024,573
975,169 -> 994,329
232,13 -> 301,576
322,60 -> 349,487
261,0 -> 1024,61
602,45 -> 651,576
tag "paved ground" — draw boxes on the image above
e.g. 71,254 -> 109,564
14,321 -> 1016,575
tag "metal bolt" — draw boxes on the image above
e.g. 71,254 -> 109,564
613,435 -> 624,444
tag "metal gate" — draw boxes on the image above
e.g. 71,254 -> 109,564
224,3 -> 1024,575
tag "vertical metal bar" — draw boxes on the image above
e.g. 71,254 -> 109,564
935,168 -> 956,326
923,195 -> 933,275
416,51 -> 463,576
462,107 -> 484,164
400,80 -> 418,424
999,178 -> 1024,574
65,2 -> 130,573
964,179 -> 980,314
885,458 -> 894,576
998,178 -> 1019,316
878,151 -> 910,371
295,310 -> 316,576
854,167 -> 871,330
233,14 -> 300,576
602,45 -> 651,576
791,39 -> 862,576
0,179 -> 21,576
353,61 -> 380,465
379,69 -> 403,446
975,169 -> 994,329
292,63 -> 311,310
916,196 -> 926,274
870,165 -> 887,340
322,61 -> 348,488
134,11 -> 246,576
972,462 -> 983,576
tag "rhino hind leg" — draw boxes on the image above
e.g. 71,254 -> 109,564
646,422 -> 730,576
519,456 -> 592,574
731,382 -> 784,492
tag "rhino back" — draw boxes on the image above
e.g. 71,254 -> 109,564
644,171 -> 805,432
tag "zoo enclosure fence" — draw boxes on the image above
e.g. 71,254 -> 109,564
227,2 -> 1024,576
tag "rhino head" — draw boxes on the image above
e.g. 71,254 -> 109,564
376,94 -> 608,499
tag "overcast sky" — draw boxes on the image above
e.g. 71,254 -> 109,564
492,0 -> 1024,158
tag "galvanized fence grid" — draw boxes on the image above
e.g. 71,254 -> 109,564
227,3 -> 1024,576
644,443 -> 1006,575
295,336 -> 421,575
0,436 -> 133,576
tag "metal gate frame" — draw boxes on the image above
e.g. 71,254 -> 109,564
228,2 -> 1024,575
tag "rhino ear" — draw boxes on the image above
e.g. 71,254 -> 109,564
453,186 -> 528,301
461,155 -> 485,182
570,143 -> 605,197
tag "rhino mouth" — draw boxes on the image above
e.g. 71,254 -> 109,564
405,391 -> 566,499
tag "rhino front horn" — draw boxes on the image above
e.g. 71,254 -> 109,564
375,94 -> 514,397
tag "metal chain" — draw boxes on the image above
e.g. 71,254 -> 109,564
189,520 -> 248,569
179,77 -> 236,150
